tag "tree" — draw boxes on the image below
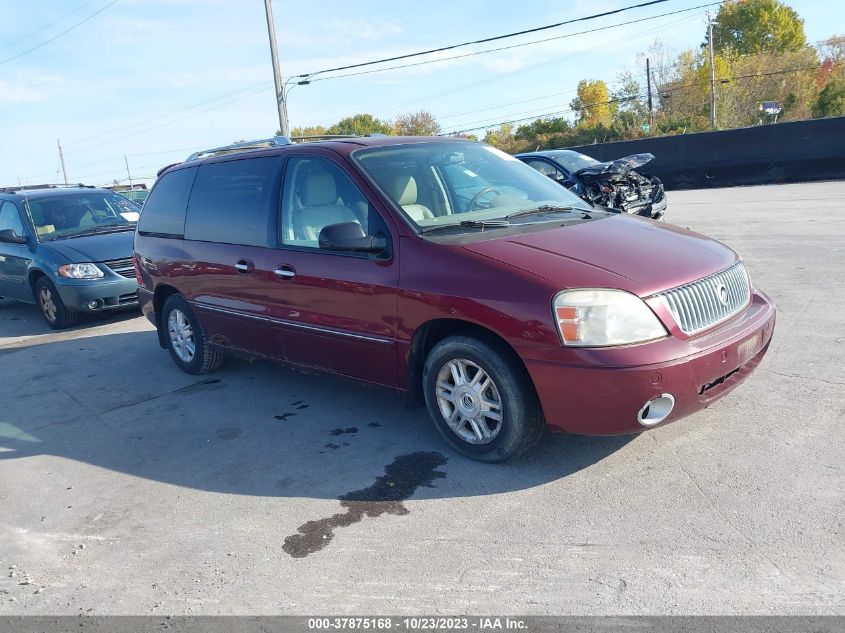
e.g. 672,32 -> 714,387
713,0 -> 807,55
813,79 -> 845,117
394,110 -> 441,135
327,113 -> 393,136
569,79 -> 612,127
289,124 -> 327,138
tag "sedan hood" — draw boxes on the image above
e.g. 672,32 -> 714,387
575,153 -> 654,178
461,214 -> 738,297
43,229 -> 135,263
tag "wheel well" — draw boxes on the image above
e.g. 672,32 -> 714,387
404,318 -> 530,409
27,270 -> 47,298
153,284 -> 180,347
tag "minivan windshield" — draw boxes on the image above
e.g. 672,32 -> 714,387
353,142 -> 592,233
23,192 -> 139,241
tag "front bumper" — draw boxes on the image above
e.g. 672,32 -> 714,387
524,289 -> 776,435
55,277 -> 139,312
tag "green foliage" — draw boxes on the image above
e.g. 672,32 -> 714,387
394,110 -> 441,135
514,117 -> 571,140
813,79 -> 845,117
327,113 -> 393,136
289,125 -> 327,138
713,0 -> 807,55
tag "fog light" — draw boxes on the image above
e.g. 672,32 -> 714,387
637,394 -> 675,426
84,300 -> 100,310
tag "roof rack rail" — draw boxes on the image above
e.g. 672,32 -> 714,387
0,183 -> 94,193
186,136 -> 292,161
289,133 -> 389,141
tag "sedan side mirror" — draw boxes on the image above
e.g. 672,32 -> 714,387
0,229 -> 27,244
318,222 -> 388,255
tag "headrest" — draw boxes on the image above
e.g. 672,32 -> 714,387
301,169 -> 337,207
390,174 -> 417,206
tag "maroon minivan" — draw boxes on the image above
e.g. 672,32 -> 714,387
134,136 -> 776,462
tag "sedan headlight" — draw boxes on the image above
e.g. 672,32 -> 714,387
58,263 -> 104,279
554,289 -> 667,347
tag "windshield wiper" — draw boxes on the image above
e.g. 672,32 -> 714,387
420,219 -> 511,234
502,205 -> 579,220
51,225 -> 134,240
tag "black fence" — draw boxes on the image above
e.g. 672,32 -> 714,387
568,116 -> 845,190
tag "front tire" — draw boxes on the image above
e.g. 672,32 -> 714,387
35,277 -> 79,329
161,294 -> 223,374
423,335 -> 544,462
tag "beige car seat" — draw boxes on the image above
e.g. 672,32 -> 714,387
295,168 -> 359,241
389,174 -> 434,222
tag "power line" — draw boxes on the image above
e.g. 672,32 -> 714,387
296,0 -> 672,79
372,9 -> 705,116
442,62 -> 837,135
65,81 -> 270,149
308,2 -> 724,84
0,0 -> 98,52
0,0 -> 121,66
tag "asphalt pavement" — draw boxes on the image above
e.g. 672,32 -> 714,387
0,181 -> 843,615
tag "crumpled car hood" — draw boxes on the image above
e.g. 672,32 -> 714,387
461,214 -> 737,297
575,153 -> 655,178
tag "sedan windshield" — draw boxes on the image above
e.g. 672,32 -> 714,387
23,192 -> 139,241
547,150 -> 601,173
353,142 -> 592,232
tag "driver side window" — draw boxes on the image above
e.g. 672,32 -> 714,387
526,159 -> 565,181
280,157 -> 376,250
0,201 -> 25,236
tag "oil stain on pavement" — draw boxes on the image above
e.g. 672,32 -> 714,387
282,452 -> 448,558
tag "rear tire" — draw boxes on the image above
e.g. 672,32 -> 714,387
423,335 -> 544,462
35,277 -> 79,329
161,294 -> 223,375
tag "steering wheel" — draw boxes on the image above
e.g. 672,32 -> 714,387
467,186 -> 503,211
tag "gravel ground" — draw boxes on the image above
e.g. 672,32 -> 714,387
0,181 -> 843,615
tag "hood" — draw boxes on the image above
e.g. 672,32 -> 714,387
461,214 -> 737,297
575,153 -> 654,178
42,229 -> 135,263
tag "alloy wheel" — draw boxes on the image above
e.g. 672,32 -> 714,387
435,358 -> 503,444
39,287 -> 57,323
167,309 -> 196,363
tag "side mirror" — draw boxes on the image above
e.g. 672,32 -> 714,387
318,222 -> 388,255
0,229 -> 27,244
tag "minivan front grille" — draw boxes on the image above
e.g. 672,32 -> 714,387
103,257 -> 135,278
658,262 -> 751,335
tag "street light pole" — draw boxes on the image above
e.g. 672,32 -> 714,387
263,0 -> 290,136
707,14 -> 717,130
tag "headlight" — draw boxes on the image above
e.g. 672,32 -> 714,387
58,263 -> 104,279
553,289 -> 667,347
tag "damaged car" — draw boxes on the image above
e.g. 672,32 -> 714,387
516,149 -> 667,219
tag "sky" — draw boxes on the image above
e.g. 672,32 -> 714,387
0,0 -> 840,187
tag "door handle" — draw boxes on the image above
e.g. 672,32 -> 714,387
273,265 -> 296,280
234,259 -> 254,274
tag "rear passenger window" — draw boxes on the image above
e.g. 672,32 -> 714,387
138,167 -> 197,237
184,157 -> 281,247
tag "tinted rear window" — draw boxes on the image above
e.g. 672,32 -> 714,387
138,167 -> 197,237
184,157 -> 281,247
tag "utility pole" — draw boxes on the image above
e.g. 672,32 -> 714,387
124,155 -> 133,189
646,57 -> 653,128
263,0 -> 290,136
57,139 -> 69,186
707,14 -> 717,130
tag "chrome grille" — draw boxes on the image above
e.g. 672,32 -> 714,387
658,262 -> 750,335
103,257 -> 135,279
